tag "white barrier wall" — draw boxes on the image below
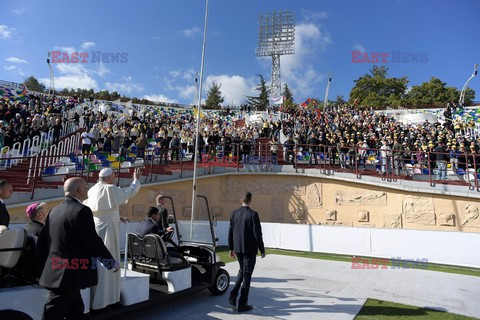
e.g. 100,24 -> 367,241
214,221 -> 480,268
12,221 -> 480,268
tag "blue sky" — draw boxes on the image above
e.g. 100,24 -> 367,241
1,0 -> 479,105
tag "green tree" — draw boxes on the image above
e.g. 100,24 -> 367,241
462,88 -> 476,106
204,81 -> 224,110
110,91 -> 121,101
349,66 -> 408,109
282,83 -> 295,109
23,76 -> 46,93
97,90 -> 111,101
405,77 -> 476,107
334,95 -> 346,107
246,74 -> 269,111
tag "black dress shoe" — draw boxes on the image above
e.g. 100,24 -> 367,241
228,297 -> 236,307
237,304 -> 253,312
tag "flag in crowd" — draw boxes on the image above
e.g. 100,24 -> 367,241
0,80 -> 28,101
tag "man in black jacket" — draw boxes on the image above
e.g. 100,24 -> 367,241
228,191 -> 265,312
155,195 -> 174,239
0,180 -> 13,228
135,206 -> 165,238
37,177 -> 118,320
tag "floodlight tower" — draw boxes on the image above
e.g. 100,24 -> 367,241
256,11 -> 295,101
47,52 -> 55,96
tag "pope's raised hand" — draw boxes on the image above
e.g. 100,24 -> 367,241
133,168 -> 142,180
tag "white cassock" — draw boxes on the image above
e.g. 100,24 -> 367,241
83,178 -> 140,310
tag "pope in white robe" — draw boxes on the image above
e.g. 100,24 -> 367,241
83,167 -> 142,310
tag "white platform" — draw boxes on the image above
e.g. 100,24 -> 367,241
0,285 -> 90,320
120,269 -> 150,306
163,267 -> 192,293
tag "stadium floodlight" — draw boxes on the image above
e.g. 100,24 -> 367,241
256,11 -> 295,102
47,52 -> 55,96
459,63 -> 478,106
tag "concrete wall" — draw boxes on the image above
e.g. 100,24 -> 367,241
7,174 -> 480,233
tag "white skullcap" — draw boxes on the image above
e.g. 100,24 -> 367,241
99,168 -> 113,177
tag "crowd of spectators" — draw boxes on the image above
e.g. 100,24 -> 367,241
0,94 -> 80,149
2,92 -> 480,178
79,101 -> 480,174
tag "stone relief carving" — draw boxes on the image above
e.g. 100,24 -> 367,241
384,213 -> 402,228
461,204 -> 480,227
439,213 -> 455,226
403,196 -> 435,225
182,206 -> 192,217
148,189 -> 187,205
119,204 -> 128,216
326,210 -> 337,221
358,210 -> 369,222
306,183 -> 322,208
221,176 -> 306,202
212,206 -> 223,217
272,197 -> 285,222
293,208 -> 305,222
335,190 -> 386,206
324,221 -> 351,226
132,204 -> 145,217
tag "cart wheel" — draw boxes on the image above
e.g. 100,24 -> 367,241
208,269 -> 230,295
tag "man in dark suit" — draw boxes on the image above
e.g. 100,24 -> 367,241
37,177 -> 118,320
0,180 -> 13,228
228,191 -> 265,312
155,195 -> 174,238
135,206 -> 163,238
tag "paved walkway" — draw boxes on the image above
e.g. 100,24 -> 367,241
122,255 -> 480,320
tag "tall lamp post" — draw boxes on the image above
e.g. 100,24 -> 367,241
190,0 -> 209,236
459,63 -> 478,106
47,52 -> 55,96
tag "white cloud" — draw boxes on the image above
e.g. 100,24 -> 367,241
92,63 -> 109,77
81,41 -> 95,50
143,94 -> 177,103
169,70 -> 181,78
4,65 -> 26,77
204,75 -> 256,106
279,22 -> 332,98
40,63 -> 99,90
0,25 -> 14,39
12,5 -> 30,15
353,44 -> 366,53
53,46 -> 75,54
6,57 -> 28,64
182,26 -> 201,38
302,10 -> 328,22
178,85 -> 196,100
105,76 -> 144,94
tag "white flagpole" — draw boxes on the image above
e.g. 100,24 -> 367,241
191,0 -> 209,238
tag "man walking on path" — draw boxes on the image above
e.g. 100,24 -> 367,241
228,191 -> 265,312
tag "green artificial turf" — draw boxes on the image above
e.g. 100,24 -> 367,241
216,247 -> 480,278
355,299 -> 476,320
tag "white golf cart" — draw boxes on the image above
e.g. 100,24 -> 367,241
0,195 -> 229,319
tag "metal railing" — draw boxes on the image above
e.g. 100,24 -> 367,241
2,140 -> 479,200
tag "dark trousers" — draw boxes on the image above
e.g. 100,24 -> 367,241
230,253 -> 256,306
43,288 -> 85,320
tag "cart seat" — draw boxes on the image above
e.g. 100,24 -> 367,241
127,232 -> 189,272
0,229 -> 27,269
